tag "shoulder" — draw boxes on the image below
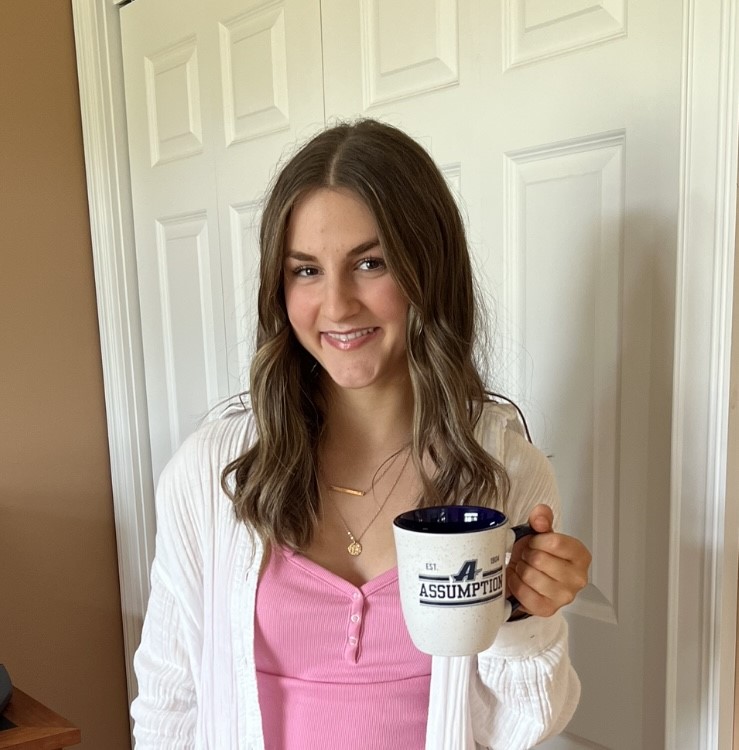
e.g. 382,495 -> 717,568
474,400 -> 528,462
476,400 -> 561,524
164,399 -> 256,476
476,400 -> 527,434
155,399 -> 257,520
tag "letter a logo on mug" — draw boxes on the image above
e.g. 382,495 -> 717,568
393,505 -> 537,656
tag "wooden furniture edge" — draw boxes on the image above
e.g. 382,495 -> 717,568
0,688 -> 81,749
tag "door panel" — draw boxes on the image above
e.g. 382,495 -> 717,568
320,1 -> 679,748
121,0 -> 325,481
212,0 -> 326,395
122,2 -> 226,481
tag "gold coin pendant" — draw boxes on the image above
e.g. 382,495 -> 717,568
347,541 -> 363,556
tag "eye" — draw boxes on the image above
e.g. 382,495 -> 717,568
357,257 -> 386,272
291,265 -> 320,277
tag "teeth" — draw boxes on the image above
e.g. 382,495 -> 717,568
326,327 -> 375,342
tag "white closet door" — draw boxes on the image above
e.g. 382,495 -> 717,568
120,0 -> 682,746
320,2 -> 681,748
120,0 -> 324,481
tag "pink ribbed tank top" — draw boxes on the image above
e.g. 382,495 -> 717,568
254,547 -> 432,749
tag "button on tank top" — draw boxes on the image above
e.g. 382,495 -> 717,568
254,547 -> 432,749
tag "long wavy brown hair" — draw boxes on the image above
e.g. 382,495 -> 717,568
222,119 -> 509,549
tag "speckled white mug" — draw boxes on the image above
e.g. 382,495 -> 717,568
393,505 -> 536,657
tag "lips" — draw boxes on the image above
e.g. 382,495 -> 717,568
321,327 -> 380,351
323,327 -> 377,343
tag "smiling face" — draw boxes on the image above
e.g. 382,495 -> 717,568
283,187 -> 410,396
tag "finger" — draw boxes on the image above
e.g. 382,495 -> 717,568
509,533 -> 533,565
509,560 -> 580,615
510,512 -> 554,562
509,528 -> 563,567
526,532 -> 593,567
507,566 -> 561,618
527,503 -> 554,533
518,550 -> 589,595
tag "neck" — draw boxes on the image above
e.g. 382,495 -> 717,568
320,376 -> 414,457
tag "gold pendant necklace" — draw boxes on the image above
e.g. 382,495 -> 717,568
328,485 -> 366,497
327,449 -> 411,556
325,444 -> 405,497
347,538 -> 363,557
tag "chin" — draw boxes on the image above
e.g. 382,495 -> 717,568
319,366 -> 379,391
327,376 -> 379,391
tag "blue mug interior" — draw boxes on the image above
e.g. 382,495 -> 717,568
393,505 -> 507,534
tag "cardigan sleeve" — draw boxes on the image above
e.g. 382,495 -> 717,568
131,562 -> 198,748
130,430 -> 208,749
469,410 -> 581,748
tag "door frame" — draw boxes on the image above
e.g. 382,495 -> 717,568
71,0 -> 739,746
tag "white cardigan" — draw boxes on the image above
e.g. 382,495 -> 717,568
131,402 -> 580,749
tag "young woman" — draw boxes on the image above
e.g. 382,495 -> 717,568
131,119 -> 591,749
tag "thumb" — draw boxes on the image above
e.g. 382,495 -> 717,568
528,503 -> 554,533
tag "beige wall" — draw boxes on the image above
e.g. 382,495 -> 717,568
0,2 -> 130,747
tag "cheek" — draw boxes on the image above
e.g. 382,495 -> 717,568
377,281 -> 410,328
284,284 -> 313,332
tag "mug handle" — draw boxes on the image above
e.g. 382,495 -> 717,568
505,523 -> 538,621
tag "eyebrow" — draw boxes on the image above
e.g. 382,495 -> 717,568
285,239 -> 380,262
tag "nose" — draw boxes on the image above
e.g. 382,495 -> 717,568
323,274 -> 360,321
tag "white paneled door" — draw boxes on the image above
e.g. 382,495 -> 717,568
120,1 -> 683,747
120,0 -> 326,481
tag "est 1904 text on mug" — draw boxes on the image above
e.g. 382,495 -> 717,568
392,505 -> 537,657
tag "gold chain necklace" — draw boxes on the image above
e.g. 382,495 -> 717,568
326,445 -> 405,497
326,448 -> 411,556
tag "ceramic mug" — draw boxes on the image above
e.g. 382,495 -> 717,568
393,505 -> 537,657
